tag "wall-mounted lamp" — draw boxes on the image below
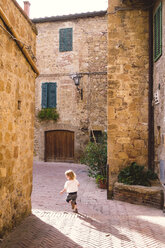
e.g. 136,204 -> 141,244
71,73 -> 83,100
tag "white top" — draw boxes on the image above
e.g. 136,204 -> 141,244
64,179 -> 79,193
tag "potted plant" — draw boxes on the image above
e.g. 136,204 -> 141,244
96,175 -> 107,189
81,132 -> 107,189
118,162 -> 158,186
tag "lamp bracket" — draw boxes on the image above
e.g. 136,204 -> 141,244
70,73 -> 83,100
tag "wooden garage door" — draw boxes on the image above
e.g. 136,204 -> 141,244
45,130 -> 74,162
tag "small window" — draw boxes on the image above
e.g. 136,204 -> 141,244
90,130 -> 103,143
154,2 -> 162,62
59,28 -> 73,52
42,83 -> 57,108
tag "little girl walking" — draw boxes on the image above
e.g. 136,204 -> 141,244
60,169 -> 80,213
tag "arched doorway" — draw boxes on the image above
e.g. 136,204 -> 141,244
45,130 -> 74,162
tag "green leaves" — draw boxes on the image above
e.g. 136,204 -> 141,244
37,108 -> 59,121
118,162 -> 158,186
80,133 -> 107,179
96,175 -> 106,184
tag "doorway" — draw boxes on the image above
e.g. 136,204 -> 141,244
45,130 -> 74,162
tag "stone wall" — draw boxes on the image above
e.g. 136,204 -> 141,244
0,0 -> 37,236
107,0 -> 149,197
113,182 -> 164,209
153,0 -> 165,176
34,13 -> 107,161
0,0 -> 37,52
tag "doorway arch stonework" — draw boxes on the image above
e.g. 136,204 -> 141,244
36,122 -> 87,162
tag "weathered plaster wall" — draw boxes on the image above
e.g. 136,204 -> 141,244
34,14 -> 107,161
0,0 -> 37,236
107,0 -> 149,197
153,0 -> 165,175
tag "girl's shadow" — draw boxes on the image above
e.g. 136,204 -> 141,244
77,213 -> 130,242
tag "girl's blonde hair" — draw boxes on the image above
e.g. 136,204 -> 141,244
65,170 -> 76,180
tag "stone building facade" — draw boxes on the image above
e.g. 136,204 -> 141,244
107,0 -> 165,197
107,0 -> 150,197
33,11 -> 107,162
0,0 -> 38,236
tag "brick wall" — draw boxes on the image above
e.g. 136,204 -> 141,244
0,0 -> 37,236
113,182 -> 164,209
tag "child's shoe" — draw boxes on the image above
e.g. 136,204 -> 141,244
73,208 -> 78,213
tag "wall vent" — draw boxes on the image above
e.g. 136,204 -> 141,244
153,90 -> 160,105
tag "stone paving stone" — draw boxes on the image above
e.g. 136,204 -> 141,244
0,162 -> 165,248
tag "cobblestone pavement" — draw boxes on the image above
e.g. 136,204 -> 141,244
1,162 -> 165,248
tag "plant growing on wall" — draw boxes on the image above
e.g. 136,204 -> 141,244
118,162 -> 158,187
80,132 -> 107,187
37,108 -> 59,121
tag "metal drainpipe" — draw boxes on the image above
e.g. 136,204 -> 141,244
148,6 -> 155,172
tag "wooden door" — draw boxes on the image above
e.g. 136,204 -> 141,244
45,130 -> 74,162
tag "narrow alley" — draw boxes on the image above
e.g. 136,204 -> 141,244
0,162 -> 165,248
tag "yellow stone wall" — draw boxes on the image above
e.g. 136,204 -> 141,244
107,0 -> 149,196
0,0 -> 37,236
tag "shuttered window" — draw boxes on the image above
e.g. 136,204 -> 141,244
154,2 -> 162,62
59,28 -> 73,52
42,83 -> 57,108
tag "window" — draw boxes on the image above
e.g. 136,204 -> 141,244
90,130 -> 103,143
42,83 -> 57,108
154,2 -> 162,62
59,28 -> 73,52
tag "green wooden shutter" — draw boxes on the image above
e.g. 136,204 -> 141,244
59,28 -> 73,52
47,83 -> 57,108
154,2 -> 162,62
42,83 -> 48,108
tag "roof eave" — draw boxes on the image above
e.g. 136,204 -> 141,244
32,10 -> 107,23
